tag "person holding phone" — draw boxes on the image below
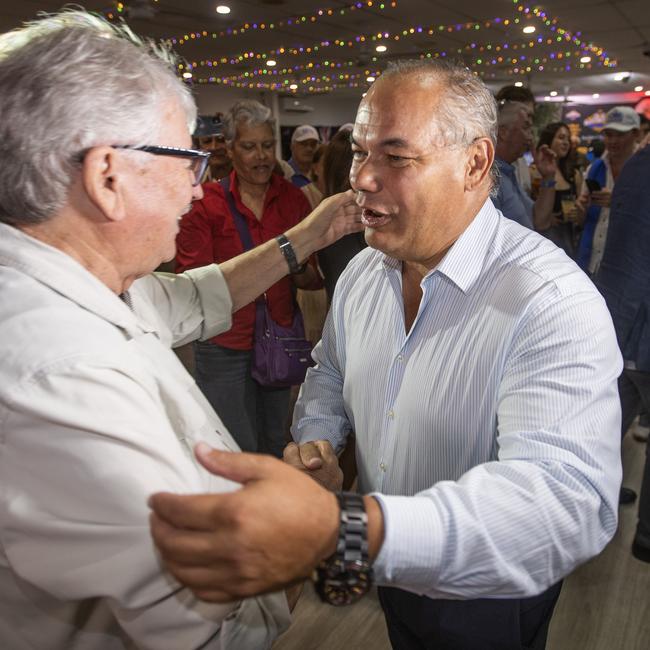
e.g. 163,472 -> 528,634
576,106 -> 640,274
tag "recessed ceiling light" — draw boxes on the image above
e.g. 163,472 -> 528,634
592,93 -> 600,98
522,25 -> 536,34
216,5 -> 230,14
550,91 -> 558,97
182,72 -> 192,79
580,56 -> 591,63
634,85 -> 643,92
366,76 -> 376,83
514,81 -> 523,87
646,90 -> 650,96
614,72 -> 630,81
289,83 -> 298,90
375,45 -> 387,53
266,59 -> 277,67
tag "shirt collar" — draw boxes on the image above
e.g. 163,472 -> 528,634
0,222 -> 153,337
378,198 -> 499,294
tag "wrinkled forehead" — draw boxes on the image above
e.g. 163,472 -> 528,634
352,77 -> 447,147
233,120 -> 274,141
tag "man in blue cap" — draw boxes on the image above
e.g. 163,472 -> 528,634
194,113 -> 231,181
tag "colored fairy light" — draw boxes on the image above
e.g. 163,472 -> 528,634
169,0 -> 396,45
168,0 -> 615,95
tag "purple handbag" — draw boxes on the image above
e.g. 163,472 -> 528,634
221,178 -> 315,387
251,297 -> 314,388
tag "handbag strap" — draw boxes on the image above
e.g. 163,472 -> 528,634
220,176 -> 254,252
220,177 -> 268,305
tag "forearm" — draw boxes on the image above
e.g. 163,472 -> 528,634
219,224 -> 317,312
220,191 -> 361,312
371,455 -> 618,599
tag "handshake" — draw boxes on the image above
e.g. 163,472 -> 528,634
282,440 -> 344,492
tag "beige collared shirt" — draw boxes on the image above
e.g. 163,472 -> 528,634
0,223 -> 290,649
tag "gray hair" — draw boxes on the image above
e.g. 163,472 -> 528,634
222,100 -> 276,143
497,100 -> 530,130
376,59 -> 499,193
0,9 -> 196,226
378,59 -> 498,148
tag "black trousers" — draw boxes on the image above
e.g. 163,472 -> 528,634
378,582 -> 562,650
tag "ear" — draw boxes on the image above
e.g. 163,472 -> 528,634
464,137 -> 494,192
81,146 -> 129,223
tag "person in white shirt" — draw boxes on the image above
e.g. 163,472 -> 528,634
0,10 -> 361,650
150,60 -> 623,650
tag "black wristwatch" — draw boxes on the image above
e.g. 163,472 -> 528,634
276,233 -> 305,275
313,492 -> 373,606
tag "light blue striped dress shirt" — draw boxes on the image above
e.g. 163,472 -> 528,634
292,199 -> 623,599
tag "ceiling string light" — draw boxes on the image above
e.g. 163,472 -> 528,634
168,1 -> 398,46
185,5 -> 611,76
104,0 -> 617,95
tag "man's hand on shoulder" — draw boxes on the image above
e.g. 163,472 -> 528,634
283,440 -> 343,492
149,443 -> 340,603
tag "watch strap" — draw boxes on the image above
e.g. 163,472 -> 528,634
335,493 -> 369,561
313,491 -> 373,606
276,234 -> 303,274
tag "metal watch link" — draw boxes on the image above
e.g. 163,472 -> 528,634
313,492 -> 373,606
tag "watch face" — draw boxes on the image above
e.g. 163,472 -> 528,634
315,560 -> 372,606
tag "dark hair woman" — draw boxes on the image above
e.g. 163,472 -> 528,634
533,122 -> 583,257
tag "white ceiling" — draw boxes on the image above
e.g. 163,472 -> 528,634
1,0 -> 648,104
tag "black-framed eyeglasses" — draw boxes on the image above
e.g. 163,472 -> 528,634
114,144 -> 211,186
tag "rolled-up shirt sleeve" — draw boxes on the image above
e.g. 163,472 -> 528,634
133,265 -> 233,347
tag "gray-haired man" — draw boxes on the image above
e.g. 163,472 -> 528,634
151,60 -> 623,650
0,10 -> 360,649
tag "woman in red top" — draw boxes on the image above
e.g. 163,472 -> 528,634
176,100 -> 317,456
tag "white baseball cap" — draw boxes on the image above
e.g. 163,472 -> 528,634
604,106 -> 640,132
291,124 -> 320,143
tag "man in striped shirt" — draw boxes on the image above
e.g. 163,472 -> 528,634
151,60 -> 622,650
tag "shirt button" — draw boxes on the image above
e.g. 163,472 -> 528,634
380,462 -> 387,471
387,410 -> 394,419
397,354 -> 404,362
